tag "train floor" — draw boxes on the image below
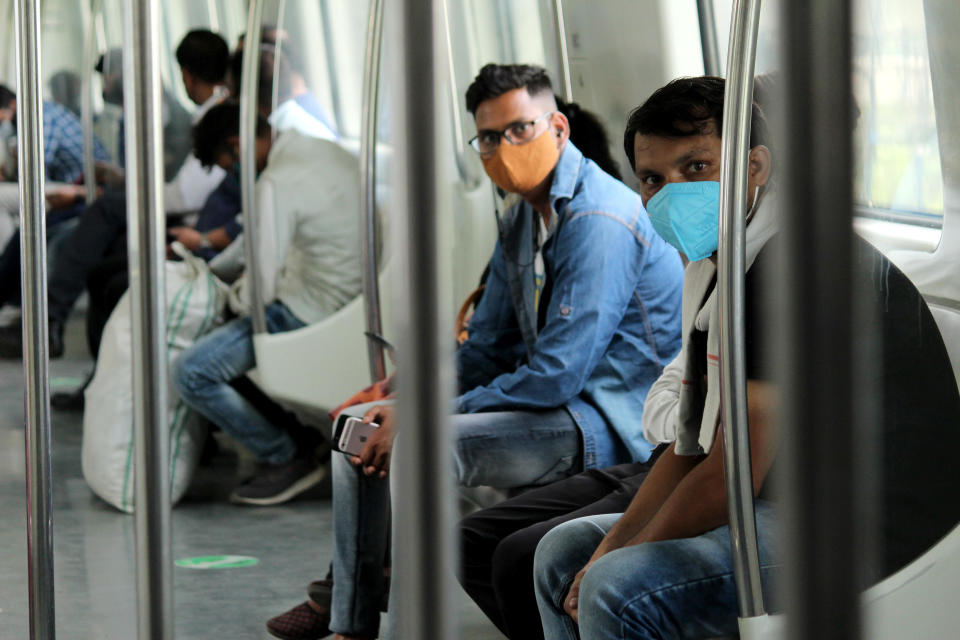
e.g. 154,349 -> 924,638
0,315 -> 506,639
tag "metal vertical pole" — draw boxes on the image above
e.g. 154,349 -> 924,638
239,0 -> 267,334
439,0 -> 477,187
392,1 -> 456,639
779,1 -> 858,639
205,0 -> 220,34
716,0 -> 765,622
697,0 -> 723,76
122,0 -> 173,636
360,0 -> 386,382
551,0 -> 574,102
80,0 -> 100,203
269,0 -> 287,143
15,0 -> 56,637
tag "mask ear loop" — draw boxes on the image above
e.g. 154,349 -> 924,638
745,184 -> 761,224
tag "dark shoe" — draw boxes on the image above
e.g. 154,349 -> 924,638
0,323 -> 22,358
266,601 -> 331,640
229,456 -> 327,506
51,369 -> 92,411
0,319 -> 64,359
48,320 -> 64,358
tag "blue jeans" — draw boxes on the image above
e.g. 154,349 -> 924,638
329,406 -> 581,637
534,501 -> 780,640
171,302 -> 305,465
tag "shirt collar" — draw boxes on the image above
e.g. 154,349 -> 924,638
548,140 -> 583,210
193,85 -> 228,124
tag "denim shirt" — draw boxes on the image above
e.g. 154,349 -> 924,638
456,142 -> 684,467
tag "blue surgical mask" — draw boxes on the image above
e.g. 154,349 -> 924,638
645,181 -> 721,262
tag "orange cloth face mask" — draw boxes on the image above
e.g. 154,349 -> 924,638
481,128 -> 560,195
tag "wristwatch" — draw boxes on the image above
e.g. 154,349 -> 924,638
198,232 -> 212,250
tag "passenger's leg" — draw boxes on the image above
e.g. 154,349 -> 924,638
533,514 -> 620,640
0,229 -> 23,309
452,408 -> 582,489
85,256 -> 129,358
458,462 -> 651,639
171,302 -> 303,465
541,502 -> 780,640
47,189 -> 127,325
329,453 -> 390,639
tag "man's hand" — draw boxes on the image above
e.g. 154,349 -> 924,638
168,227 -> 203,251
94,161 -> 125,189
45,184 -> 85,211
563,560 -> 595,623
350,404 -> 396,478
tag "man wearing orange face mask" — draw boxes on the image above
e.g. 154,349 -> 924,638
286,64 -> 687,640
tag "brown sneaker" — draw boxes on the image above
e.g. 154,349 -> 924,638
266,601 -> 331,640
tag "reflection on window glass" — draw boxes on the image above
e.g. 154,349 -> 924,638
713,0 -> 942,224
853,0 -> 942,221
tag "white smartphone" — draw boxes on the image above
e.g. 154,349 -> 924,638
337,416 -> 380,457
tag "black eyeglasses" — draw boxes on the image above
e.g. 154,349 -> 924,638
469,111 -> 555,155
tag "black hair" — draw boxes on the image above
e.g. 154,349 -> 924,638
229,44 -> 298,108
623,76 -> 769,171
192,100 -> 268,168
465,63 -> 553,115
176,30 -> 229,84
0,84 -> 15,108
556,96 -> 622,181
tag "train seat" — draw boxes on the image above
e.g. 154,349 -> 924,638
925,302 -> 960,390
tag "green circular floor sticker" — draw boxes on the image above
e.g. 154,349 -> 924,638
175,555 -> 259,570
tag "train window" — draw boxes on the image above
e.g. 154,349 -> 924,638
712,0 -> 944,236
851,0 -> 943,229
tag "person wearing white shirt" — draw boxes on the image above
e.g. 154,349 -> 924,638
172,103 -> 362,506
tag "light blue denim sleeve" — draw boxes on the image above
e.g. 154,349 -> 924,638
456,213 -> 645,413
456,242 -> 524,393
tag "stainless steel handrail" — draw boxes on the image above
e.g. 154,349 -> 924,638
697,0 -> 723,77
121,0 -> 173,635
779,1 -> 859,638
392,2 -> 456,639
269,0 -> 287,143
360,0 -> 386,382
551,0 -> 574,102
205,0 -> 220,34
15,0 -> 55,637
80,0 -> 101,204
716,0 -> 765,621
240,0 -> 267,334
439,0 -> 479,188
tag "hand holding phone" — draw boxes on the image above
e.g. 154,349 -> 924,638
337,416 -> 380,457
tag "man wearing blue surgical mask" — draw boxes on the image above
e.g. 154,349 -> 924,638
533,76 -> 960,640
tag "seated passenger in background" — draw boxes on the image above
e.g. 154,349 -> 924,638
94,31 -> 230,213
84,104 -> 245,360
316,63 -> 684,640
533,76 -> 960,640
230,36 -> 339,141
0,83 -> 111,247
172,102 -> 362,506
0,30 -> 232,358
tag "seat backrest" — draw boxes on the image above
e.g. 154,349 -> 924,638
927,302 -> 960,393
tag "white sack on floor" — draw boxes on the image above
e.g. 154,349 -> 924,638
82,243 -> 226,513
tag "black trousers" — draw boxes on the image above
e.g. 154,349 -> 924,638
48,188 -> 128,324
457,447 -> 664,640
85,254 -> 128,358
0,203 -> 88,309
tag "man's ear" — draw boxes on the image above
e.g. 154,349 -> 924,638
748,144 -> 772,187
551,110 -> 570,148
